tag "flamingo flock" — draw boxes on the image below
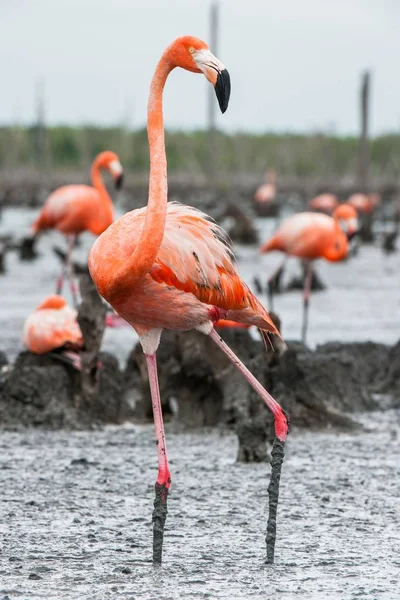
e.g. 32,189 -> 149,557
17,33 -> 379,567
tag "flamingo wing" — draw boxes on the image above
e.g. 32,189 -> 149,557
150,203 -> 250,310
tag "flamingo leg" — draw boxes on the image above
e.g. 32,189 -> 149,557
209,328 -> 288,563
301,260 -> 313,344
267,258 -> 286,312
145,352 -> 171,565
66,235 -> 79,308
55,262 -> 66,296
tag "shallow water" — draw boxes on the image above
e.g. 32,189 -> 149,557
1,207 -> 399,366
1,411 -> 400,600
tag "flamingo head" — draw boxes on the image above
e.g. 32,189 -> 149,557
168,36 -> 231,113
36,295 -> 67,311
333,204 -> 359,239
96,151 -> 124,189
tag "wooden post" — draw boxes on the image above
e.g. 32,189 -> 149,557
358,71 -> 374,241
358,71 -> 370,192
33,79 -> 46,168
208,1 -> 219,183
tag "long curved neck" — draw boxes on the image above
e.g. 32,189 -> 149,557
90,159 -> 114,230
109,54 -> 172,298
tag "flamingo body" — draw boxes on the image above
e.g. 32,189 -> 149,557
254,183 -> 276,204
33,185 -> 111,236
254,168 -> 277,204
261,208 -> 357,261
308,193 -> 338,214
23,295 -> 83,355
89,202 -> 277,335
348,193 -> 380,214
33,150 -> 123,237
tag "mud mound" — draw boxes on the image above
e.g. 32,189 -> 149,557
375,340 -> 400,404
0,351 -> 126,429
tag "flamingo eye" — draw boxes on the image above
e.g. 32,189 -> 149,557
188,47 -> 195,54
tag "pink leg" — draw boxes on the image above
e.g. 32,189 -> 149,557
209,328 -> 288,563
301,260 -> 313,344
66,235 -> 79,308
145,352 -> 171,565
56,262 -> 66,295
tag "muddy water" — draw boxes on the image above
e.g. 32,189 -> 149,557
1,208 -> 400,365
1,411 -> 400,600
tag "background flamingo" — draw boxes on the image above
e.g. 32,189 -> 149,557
32,151 -> 123,306
260,204 -> 358,342
348,192 -> 380,214
308,193 -> 339,214
23,295 -> 83,368
254,167 -> 277,204
89,36 -> 288,565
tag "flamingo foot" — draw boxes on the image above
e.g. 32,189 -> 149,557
152,482 -> 169,565
265,438 -> 285,564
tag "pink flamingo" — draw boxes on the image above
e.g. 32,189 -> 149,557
23,295 -> 83,368
260,204 -> 358,342
88,36 -> 288,565
254,168 -> 277,204
308,193 -> 339,215
348,193 -> 380,214
32,151 -> 123,306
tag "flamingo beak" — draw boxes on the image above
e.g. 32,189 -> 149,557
109,160 -> 124,189
214,69 -> 231,113
114,173 -> 124,190
341,217 -> 359,240
193,49 -> 231,113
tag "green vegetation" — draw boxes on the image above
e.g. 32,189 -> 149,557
1,125 -> 399,177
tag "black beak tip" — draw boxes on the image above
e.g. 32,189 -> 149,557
215,68 -> 231,114
348,229 -> 359,241
115,173 -> 124,190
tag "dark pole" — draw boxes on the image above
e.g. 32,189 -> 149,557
358,71 -> 370,192
358,71 -> 375,242
34,79 -> 46,168
208,2 -> 219,182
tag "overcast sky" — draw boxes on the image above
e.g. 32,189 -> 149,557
2,0 -> 400,135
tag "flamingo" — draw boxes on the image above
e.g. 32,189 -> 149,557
88,36 -> 288,565
32,151 -> 123,306
308,193 -> 339,215
254,168 -> 277,204
260,204 -> 358,343
22,295 -> 83,369
348,193 -> 380,214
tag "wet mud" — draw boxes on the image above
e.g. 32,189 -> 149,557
1,412 -> 400,600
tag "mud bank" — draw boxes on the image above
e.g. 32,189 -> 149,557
1,331 -> 398,441
1,412 -> 400,600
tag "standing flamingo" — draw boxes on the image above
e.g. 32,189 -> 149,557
89,36 -> 288,565
32,151 -> 123,306
348,193 -> 380,214
254,168 -> 277,204
23,295 -> 83,368
308,193 -> 339,215
260,204 -> 358,342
